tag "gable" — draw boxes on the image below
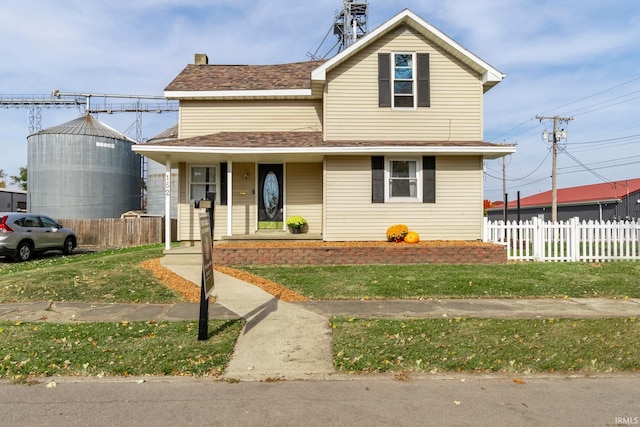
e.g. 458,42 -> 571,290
312,9 -> 504,93
323,25 -> 485,142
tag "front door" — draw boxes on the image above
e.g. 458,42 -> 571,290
258,164 -> 283,229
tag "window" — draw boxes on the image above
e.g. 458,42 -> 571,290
393,53 -> 415,108
372,156 -> 435,204
190,166 -> 216,202
388,159 -> 419,200
378,53 -> 430,108
40,216 -> 58,228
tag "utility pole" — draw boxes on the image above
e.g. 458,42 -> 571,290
536,115 -> 573,222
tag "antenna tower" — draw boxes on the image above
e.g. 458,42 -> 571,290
308,0 -> 369,60
335,0 -> 369,52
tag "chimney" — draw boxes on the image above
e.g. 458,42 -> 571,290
194,54 -> 209,65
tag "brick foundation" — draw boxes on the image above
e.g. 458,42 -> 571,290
213,243 -> 506,265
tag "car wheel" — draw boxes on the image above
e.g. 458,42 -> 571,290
63,237 -> 75,255
15,241 -> 33,262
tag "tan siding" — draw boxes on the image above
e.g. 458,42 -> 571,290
177,202 -> 229,241
180,100 -> 323,137
230,163 -> 257,235
178,163 -> 187,204
213,205 -> 228,241
325,26 -> 483,141
285,163 -> 323,234
177,203 -> 208,241
324,156 -> 483,241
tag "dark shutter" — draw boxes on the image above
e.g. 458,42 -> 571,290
417,53 -> 430,107
220,162 -> 227,206
422,156 -> 435,203
378,53 -> 391,108
372,156 -> 385,203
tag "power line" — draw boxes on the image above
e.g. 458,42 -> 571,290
536,115 -> 573,222
539,75 -> 640,116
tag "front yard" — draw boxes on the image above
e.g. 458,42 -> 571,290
1,245 -> 639,377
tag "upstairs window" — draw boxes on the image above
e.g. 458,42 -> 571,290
393,53 -> 415,108
379,52 -> 430,109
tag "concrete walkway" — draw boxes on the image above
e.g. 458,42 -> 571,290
1,258 -> 638,381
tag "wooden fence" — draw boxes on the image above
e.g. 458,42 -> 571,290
483,217 -> 640,262
57,217 -> 176,248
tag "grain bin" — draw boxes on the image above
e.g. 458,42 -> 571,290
145,124 -> 178,218
27,115 -> 141,219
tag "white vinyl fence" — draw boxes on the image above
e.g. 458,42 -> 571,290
483,217 -> 640,262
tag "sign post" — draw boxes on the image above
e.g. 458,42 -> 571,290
198,208 -> 215,340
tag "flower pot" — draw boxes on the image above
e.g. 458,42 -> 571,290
291,227 -> 301,234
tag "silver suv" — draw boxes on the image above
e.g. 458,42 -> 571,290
0,213 -> 77,262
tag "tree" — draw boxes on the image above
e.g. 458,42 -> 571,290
10,166 -> 27,191
0,169 -> 6,188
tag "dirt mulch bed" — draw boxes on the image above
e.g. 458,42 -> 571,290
140,258 -> 308,303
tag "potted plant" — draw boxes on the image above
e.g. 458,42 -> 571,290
286,216 -> 307,234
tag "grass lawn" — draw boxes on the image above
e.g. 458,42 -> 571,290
237,262 -> 640,299
2,245 -> 639,376
332,317 -> 640,374
0,245 -> 184,303
0,319 -> 244,379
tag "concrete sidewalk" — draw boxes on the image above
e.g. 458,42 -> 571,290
1,258 -> 638,381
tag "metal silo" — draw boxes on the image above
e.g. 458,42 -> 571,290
27,114 -> 141,219
145,124 -> 178,218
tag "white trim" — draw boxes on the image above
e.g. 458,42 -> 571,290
134,144 -> 516,159
311,9 -> 504,88
227,162 -> 233,237
385,157 -> 422,203
164,89 -> 312,99
188,165 -> 217,202
391,52 -> 417,110
164,159 -> 172,251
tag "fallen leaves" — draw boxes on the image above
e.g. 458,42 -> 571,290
140,259 -> 202,303
214,266 -> 309,302
139,259 -> 308,303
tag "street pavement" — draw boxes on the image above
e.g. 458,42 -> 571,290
1,256 -> 639,425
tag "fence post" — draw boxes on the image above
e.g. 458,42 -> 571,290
483,216 -> 488,242
570,217 -> 579,261
532,216 -> 541,261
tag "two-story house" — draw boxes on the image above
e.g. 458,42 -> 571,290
135,9 -> 515,245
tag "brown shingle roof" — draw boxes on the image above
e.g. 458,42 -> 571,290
146,131 -> 504,149
165,60 -> 326,92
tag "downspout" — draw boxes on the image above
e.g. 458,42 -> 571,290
598,201 -> 603,221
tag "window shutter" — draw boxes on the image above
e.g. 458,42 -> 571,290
417,53 -> 430,108
372,156 -> 385,203
220,163 -> 228,206
422,156 -> 435,203
378,53 -> 391,108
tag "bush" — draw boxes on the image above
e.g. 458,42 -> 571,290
386,224 -> 408,242
286,216 -> 307,228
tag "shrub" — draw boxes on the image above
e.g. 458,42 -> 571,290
386,224 -> 409,242
286,216 -> 307,228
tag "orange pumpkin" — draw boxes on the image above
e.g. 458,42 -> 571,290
403,231 -> 420,243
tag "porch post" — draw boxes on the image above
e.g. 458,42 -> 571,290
227,161 -> 233,237
164,158 -> 172,251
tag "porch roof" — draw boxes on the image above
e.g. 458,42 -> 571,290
134,131 -> 516,163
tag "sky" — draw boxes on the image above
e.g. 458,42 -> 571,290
1,0 -> 639,202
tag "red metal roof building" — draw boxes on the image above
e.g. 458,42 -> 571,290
487,178 -> 640,222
